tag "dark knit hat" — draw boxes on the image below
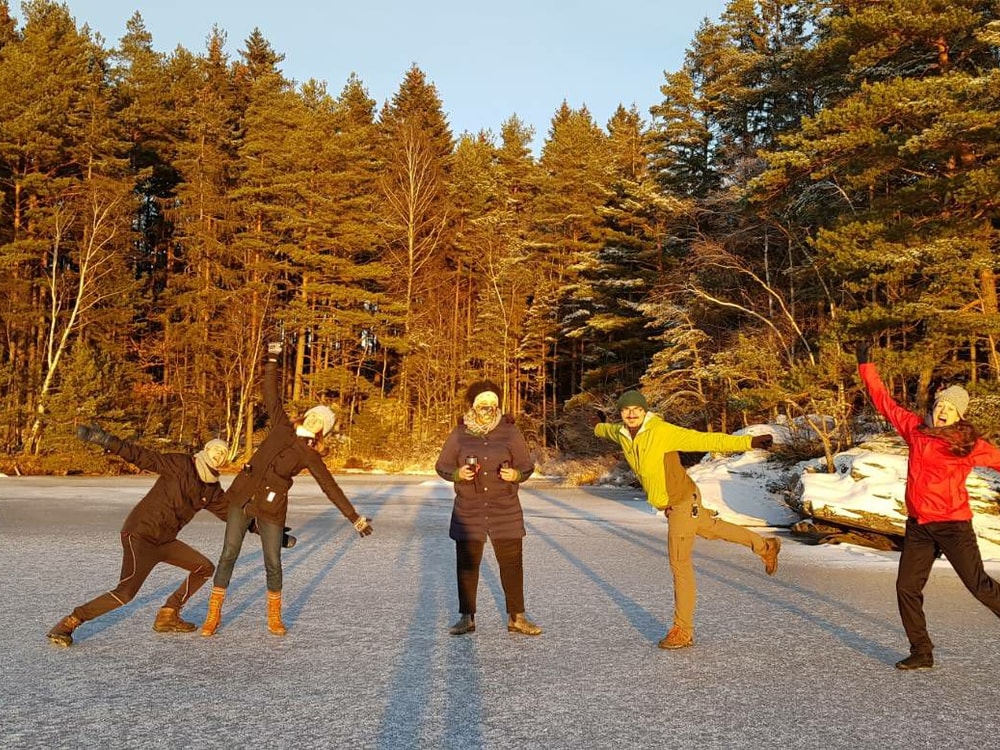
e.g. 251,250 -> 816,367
616,390 -> 648,411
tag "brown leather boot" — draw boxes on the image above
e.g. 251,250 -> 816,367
507,613 -> 542,636
47,615 -> 82,647
267,591 -> 286,635
200,587 -> 226,637
153,607 -> 197,633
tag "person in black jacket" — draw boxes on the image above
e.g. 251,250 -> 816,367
435,380 -> 540,636
200,341 -> 372,637
46,431 -> 230,647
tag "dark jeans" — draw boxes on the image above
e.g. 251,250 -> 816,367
73,532 -> 214,622
455,537 -> 525,615
213,500 -> 284,592
896,517 -> 1000,654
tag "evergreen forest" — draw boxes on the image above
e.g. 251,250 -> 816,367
2,0 -> 1000,471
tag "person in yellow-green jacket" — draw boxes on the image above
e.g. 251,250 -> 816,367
593,390 -> 781,650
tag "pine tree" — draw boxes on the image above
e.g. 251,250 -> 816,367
525,102 -> 611,443
0,0 -> 138,453
755,0 -> 1000,403
376,64 -> 456,430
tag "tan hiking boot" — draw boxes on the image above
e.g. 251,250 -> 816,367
153,607 -> 197,633
267,591 -> 287,636
507,613 -> 542,636
658,626 -> 694,649
200,587 -> 226,637
760,537 -> 781,575
47,615 -> 82,647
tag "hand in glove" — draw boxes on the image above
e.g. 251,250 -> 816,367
248,518 -> 297,549
854,342 -> 870,365
76,423 -> 114,449
353,516 -> 373,537
264,341 -> 283,363
585,410 -> 603,429
750,434 -> 774,450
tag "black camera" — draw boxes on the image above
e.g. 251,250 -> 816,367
497,460 -> 511,479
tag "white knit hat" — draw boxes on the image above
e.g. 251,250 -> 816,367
304,405 -> 336,436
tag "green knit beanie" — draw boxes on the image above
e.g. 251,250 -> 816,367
616,390 -> 648,411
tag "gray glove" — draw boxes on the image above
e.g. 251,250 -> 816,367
76,423 -> 113,449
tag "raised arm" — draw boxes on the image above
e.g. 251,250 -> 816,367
262,348 -> 291,429
858,361 -> 922,438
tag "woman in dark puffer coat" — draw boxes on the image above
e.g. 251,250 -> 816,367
435,380 -> 540,636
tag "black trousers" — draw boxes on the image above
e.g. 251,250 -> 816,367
896,517 -> 1000,654
455,537 -> 525,616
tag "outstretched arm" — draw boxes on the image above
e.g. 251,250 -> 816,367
77,423 -> 178,476
306,452 -> 372,536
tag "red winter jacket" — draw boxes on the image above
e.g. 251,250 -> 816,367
860,362 -> 1000,523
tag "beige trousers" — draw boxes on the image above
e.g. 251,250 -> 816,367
665,488 -> 765,637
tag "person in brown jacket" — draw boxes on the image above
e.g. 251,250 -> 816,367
46,430 -> 231,647
200,341 -> 372,637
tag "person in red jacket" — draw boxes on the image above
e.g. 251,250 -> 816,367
46,430 -> 230,646
857,344 -> 1000,670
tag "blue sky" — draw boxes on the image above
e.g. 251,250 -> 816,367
18,1 -> 729,147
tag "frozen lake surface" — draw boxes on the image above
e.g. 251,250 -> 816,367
3,474 -> 1000,749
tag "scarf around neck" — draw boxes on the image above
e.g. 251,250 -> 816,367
463,408 -> 500,437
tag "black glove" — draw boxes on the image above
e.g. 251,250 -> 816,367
750,434 -> 774,450
854,342 -> 870,365
353,516 -> 373,537
264,341 -> 283,363
585,410 -> 602,429
76,423 -> 114,449
248,518 -> 297,549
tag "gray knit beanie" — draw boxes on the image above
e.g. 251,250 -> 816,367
934,385 -> 970,419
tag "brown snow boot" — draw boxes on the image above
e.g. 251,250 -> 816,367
47,615 -> 82,647
760,537 -> 781,575
200,587 -> 226,637
153,607 -> 197,633
507,613 -> 542,636
658,626 -> 694,649
267,591 -> 286,636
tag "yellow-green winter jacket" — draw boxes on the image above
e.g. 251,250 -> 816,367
594,413 -> 753,509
